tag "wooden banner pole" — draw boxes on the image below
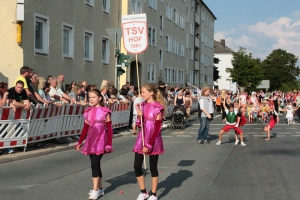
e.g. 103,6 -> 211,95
136,54 -> 146,169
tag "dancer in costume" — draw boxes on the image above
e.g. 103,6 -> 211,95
233,100 -> 247,145
75,89 -> 113,200
262,110 -> 278,141
133,84 -> 165,200
216,95 -> 246,146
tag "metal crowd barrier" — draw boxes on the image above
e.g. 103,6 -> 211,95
0,103 -> 132,151
0,99 -> 198,151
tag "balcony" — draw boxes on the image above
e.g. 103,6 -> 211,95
195,37 -> 199,48
195,13 -> 200,25
195,60 -> 200,71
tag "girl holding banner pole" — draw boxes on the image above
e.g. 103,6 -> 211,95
133,83 -> 165,200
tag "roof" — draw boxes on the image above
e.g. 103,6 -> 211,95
214,40 -> 234,53
201,0 -> 217,20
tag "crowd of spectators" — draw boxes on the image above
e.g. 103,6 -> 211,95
0,66 -> 204,155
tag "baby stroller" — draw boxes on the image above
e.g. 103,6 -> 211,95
171,105 -> 186,130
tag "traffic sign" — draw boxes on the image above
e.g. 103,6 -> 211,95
121,14 -> 148,54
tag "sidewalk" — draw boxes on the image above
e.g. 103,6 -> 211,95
0,122 -> 171,164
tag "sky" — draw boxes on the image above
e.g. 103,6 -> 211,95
204,0 -> 300,64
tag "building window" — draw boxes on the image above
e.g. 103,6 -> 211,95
147,63 -> 156,82
132,0 -> 142,14
194,72 -> 198,85
191,0 -> 195,11
180,13 -> 185,29
180,42 -> 185,57
172,38 -> 176,54
102,0 -> 110,13
189,71 -> 194,84
173,8 -> 178,24
200,74 -> 203,83
186,58 -> 188,74
190,22 -> 194,35
166,1 -> 172,20
62,23 -> 74,58
179,70 -> 184,84
148,25 -> 156,46
149,0 -> 157,11
34,14 -> 49,55
132,0 -> 136,13
165,67 -> 171,83
102,37 -> 109,64
85,0 -> 94,7
160,14 -> 164,37
166,35 -> 172,52
186,6 -> 189,22
189,47 -> 194,60
173,69 -> 177,83
84,30 -> 94,62
186,32 -> 189,49
159,48 -> 163,71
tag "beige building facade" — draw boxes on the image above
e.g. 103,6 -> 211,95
0,0 -> 120,88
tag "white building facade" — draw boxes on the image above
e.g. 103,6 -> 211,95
213,39 -> 235,91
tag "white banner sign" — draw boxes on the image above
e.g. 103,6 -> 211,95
122,14 -> 148,54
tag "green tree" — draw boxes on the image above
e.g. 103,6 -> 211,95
226,47 -> 264,92
261,49 -> 300,91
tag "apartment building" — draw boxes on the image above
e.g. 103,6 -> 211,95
0,0 -> 119,88
195,0 -> 216,88
121,0 -> 199,88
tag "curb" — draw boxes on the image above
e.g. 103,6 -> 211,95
0,125 -> 170,165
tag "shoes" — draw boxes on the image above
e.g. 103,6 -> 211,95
203,140 -> 210,144
89,190 -> 100,200
216,141 -> 221,145
7,149 -> 14,154
148,195 -> 158,200
88,189 -> 104,197
235,139 -> 239,145
241,142 -> 246,146
136,192 -> 149,200
198,140 -> 204,144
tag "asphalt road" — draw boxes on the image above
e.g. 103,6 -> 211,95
0,113 -> 300,200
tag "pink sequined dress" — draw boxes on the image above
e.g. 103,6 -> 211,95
133,102 -> 165,155
81,106 -> 112,155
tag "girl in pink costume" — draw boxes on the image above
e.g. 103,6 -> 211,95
133,84 -> 165,200
75,89 -> 113,200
